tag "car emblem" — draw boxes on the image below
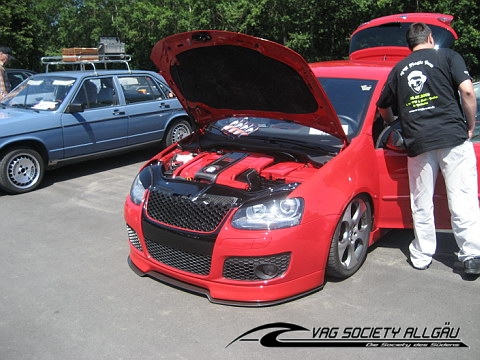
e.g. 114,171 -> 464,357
205,166 -> 219,174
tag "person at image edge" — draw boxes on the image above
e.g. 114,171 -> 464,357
377,22 -> 480,275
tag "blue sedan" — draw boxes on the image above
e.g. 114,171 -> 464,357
0,70 -> 193,194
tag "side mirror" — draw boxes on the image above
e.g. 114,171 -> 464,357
65,103 -> 84,113
385,129 -> 406,152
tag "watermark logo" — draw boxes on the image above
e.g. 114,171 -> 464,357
226,322 -> 468,349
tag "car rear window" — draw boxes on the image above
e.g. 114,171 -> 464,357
349,23 -> 456,54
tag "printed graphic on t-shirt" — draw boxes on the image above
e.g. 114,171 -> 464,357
407,70 -> 427,94
400,60 -> 439,113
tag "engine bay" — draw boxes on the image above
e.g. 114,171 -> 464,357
161,149 -> 320,191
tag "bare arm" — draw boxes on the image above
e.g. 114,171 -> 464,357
377,107 -> 395,125
458,79 -> 477,139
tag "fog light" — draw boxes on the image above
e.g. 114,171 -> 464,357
223,253 -> 291,281
254,263 -> 279,280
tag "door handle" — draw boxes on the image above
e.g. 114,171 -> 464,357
159,102 -> 170,109
113,109 -> 126,115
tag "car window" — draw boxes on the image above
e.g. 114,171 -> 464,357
118,75 -> 168,104
72,80 -> 100,109
207,117 -> 344,151
319,78 -> 377,137
7,72 -> 28,89
1,75 -> 76,110
349,23 -> 456,54
73,77 -> 119,108
96,77 -> 118,106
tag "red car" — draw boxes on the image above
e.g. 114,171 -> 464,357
124,14 -> 473,305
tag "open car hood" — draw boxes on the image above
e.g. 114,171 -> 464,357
151,30 -> 346,142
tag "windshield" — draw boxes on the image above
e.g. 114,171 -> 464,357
319,78 -> 377,137
206,116 -> 344,154
1,75 -> 76,111
350,23 -> 456,54
204,78 -> 376,146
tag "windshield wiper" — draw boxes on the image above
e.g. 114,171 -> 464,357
10,103 -> 31,109
9,103 -> 40,112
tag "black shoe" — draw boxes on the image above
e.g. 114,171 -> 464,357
464,257 -> 480,275
408,259 -> 432,270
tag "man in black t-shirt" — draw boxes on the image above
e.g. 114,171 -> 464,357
377,23 -> 480,276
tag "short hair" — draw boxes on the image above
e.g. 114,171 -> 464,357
406,23 -> 432,50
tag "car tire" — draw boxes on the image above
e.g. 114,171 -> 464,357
327,195 -> 372,279
162,118 -> 193,147
0,147 -> 45,194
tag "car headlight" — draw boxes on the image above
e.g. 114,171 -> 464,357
129,167 -> 152,205
231,197 -> 304,230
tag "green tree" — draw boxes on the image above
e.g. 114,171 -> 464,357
2,0 -> 479,77
0,0 -> 36,69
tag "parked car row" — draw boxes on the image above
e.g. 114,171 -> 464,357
0,66 -> 193,194
123,13 -> 480,305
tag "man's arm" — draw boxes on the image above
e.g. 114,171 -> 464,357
458,79 -> 477,139
377,106 -> 395,125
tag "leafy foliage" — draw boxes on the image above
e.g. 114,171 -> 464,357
0,0 -> 478,77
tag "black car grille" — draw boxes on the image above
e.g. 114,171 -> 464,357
223,253 -> 291,281
146,190 -> 236,232
145,238 -> 211,275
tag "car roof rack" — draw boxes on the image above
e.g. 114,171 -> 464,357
40,54 -> 132,74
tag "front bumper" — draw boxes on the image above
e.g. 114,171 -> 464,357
128,252 -> 323,307
124,186 -> 333,305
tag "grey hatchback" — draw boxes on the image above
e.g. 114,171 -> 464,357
0,69 -> 193,194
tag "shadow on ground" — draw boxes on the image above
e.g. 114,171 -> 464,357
0,146 -> 160,196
